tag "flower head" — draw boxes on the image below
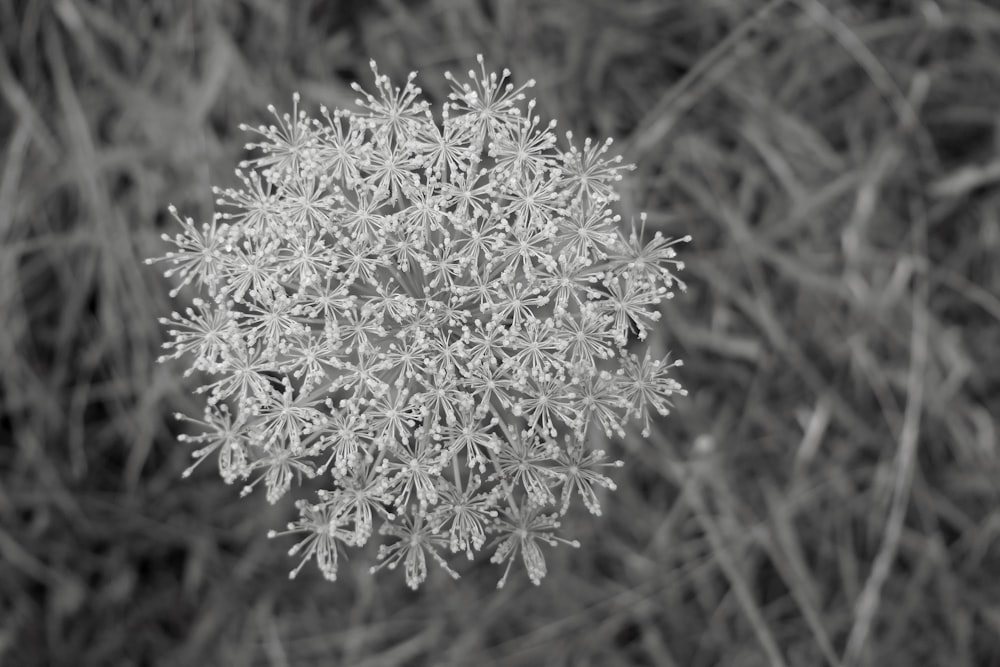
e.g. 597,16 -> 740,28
151,57 -> 688,588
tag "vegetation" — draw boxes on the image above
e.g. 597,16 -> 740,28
2,1 -> 998,665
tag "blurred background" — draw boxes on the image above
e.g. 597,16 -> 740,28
2,0 -> 999,665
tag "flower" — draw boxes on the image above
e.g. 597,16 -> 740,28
371,508 -> 459,590
176,403 -> 250,483
433,474 -> 498,559
151,56 -> 687,588
488,502 -> 579,588
617,350 -> 685,437
550,440 -> 623,516
269,498 -> 357,581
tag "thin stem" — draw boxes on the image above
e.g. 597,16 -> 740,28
452,453 -> 464,492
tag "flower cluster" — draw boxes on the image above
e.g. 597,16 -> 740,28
150,57 -> 688,589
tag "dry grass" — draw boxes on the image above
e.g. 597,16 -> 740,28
2,0 -> 999,665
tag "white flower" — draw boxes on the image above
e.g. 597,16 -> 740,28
151,57 -> 688,588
